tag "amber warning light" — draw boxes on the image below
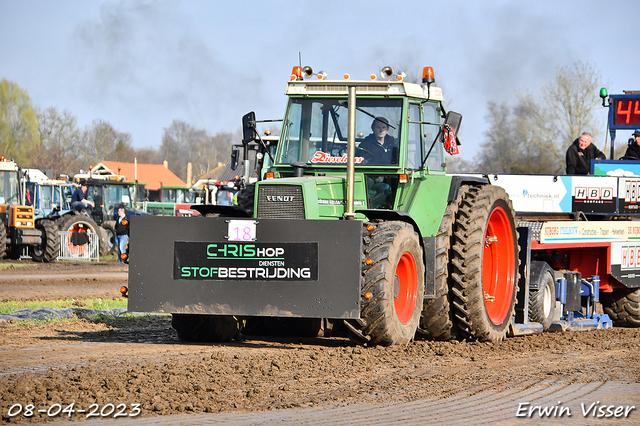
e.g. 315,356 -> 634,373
422,67 -> 435,85
120,286 -> 128,298
291,66 -> 302,81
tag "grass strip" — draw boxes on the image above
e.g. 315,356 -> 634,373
0,298 -> 127,314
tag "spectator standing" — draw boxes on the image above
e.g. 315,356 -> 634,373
622,129 -> 640,160
566,132 -> 605,175
114,205 -> 129,263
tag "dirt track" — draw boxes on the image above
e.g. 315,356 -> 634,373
0,261 -> 639,424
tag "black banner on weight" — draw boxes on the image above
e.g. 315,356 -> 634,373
174,241 -> 319,281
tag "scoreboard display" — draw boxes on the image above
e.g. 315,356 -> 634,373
613,97 -> 640,126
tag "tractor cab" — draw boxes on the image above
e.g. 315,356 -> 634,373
242,65 -> 461,219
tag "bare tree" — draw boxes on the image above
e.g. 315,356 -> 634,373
161,120 -> 234,181
133,146 -> 160,164
34,106 -> 82,176
446,155 -> 475,173
80,119 -> 133,168
519,62 -> 606,172
477,102 -> 528,173
160,120 -> 199,180
479,61 -> 605,174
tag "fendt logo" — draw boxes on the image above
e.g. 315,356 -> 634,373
266,195 -> 295,202
574,187 -> 613,204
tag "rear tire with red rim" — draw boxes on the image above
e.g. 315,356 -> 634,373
451,185 -> 519,341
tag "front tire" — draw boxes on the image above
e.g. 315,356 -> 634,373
348,221 -> 424,346
31,219 -> 60,262
451,185 -> 519,341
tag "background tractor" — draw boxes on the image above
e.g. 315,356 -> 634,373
0,157 -> 58,262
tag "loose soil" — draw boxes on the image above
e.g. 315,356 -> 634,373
0,260 -> 638,424
0,261 -> 126,302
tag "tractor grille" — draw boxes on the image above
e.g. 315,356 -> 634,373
257,185 -> 305,219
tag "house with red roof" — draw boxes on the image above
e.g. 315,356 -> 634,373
87,161 -> 187,201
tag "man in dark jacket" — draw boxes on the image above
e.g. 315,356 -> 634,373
71,184 -> 95,212
622,129 -> 640,160
114,204 -> 129,263
566,132 -> 605,175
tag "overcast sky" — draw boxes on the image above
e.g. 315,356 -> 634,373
1,0 -> 639,161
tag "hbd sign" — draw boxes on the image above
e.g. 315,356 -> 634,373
572,180 -> 616,213
573,187 -> 614,202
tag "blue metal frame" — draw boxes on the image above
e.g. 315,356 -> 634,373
604,93 -> 640,159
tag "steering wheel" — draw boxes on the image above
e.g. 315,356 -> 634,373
355,147 -> 375,164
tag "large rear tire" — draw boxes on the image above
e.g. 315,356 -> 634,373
171,314 -> 243,342
347,221 -> 424,346
528,261 -> 556,330
601,289 -> 640,327
451,185 -> 519,341
416,185 -> 469,340
31,219 -> 60,262
58,213 -> 102,258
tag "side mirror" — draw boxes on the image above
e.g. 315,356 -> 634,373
445,111 -> 462,136
242,112 -> 257,145
230,148 -> 239,171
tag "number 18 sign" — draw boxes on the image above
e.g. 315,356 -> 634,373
227,220 -> 257,241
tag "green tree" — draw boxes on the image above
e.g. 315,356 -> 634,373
0,80 -> 40,164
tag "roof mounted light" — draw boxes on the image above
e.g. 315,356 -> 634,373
317,70 -> 327,80
301,66 -> 314,79
422,67 -> 435,85
379,66 -> 405,81
380,66 -> 393,79
344,73 -> 350,80
291,66 -> 303,81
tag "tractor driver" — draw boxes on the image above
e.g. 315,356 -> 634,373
358,117 -> 398,164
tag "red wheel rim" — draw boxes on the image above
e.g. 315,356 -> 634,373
394,251 -> 418,324
482,206 -> 515,325
66,225 -> 88,256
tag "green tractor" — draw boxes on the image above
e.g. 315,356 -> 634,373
127,65 -> 519,346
